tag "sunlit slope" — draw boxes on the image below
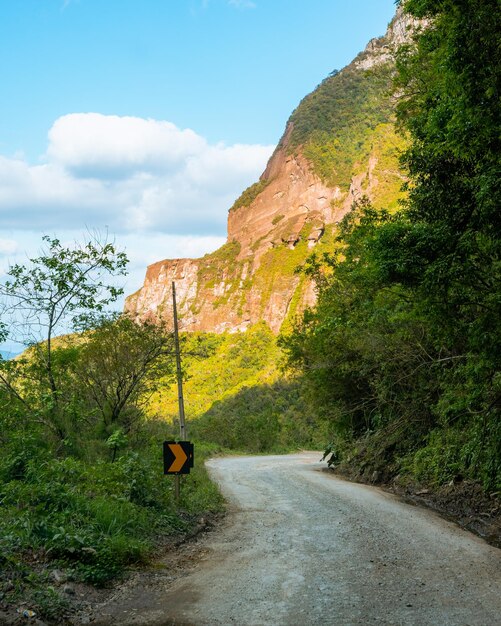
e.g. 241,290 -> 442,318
125,10 -> 410,334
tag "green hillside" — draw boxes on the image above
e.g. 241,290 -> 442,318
289,63 -> 395,190
147,324 -> 330,453
232,46 -> 405,221
148,324 -> 281,421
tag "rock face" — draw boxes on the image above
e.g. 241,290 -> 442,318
125,138 -> 349,334
125,8 -> 415,334
227,148 -> 337,262
355,6 -> 421,70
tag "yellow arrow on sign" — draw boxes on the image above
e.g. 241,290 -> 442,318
168,443 -> 188,473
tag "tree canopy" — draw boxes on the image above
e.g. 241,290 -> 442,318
280,0 -> 501,490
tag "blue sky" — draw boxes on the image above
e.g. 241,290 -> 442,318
1,0 -> 397,158
0,0 -> 397,348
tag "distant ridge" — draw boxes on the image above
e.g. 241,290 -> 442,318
1,350 -> 18,360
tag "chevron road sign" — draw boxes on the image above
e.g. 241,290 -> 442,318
163,441 -> 194,475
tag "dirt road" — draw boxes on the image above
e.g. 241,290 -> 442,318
92,453 -> 501,626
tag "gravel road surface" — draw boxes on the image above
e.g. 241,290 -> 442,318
93,453 -> 501,626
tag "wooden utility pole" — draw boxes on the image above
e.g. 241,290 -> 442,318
172,281 -> 186,499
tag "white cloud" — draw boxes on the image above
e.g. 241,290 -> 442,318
47,113 -> 207,178
0,113 -> 274,317
185,142 -> 271,190
0,113 -> 275,237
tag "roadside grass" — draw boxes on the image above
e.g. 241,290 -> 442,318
0,432 -> 224,622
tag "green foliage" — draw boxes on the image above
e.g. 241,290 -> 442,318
0,236 -> 129,442
251,232 -> 313,320
362,123 -> 407,211
0,237 -> 224,620
394,0 -> 500,486
148,323 -> 281,420
73,314 -> 176,438
0,312 -> 179,455
0,429 -> 223,595
192,380 -> 329,453
106,428 -> 129,462
229,179 -> 271,212
279,0 -> 500,492
194,240 -> 243,307
0,453 -> 150,584
201,240 -> 241,267
0,236 -> 128,353
281,195 -> 500,489
288,64 -> 395,189
391,0 -> 500,354
178,442 -> 226,513
148,323 -> 326,454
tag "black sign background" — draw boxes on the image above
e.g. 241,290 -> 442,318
163,441 -> 194,474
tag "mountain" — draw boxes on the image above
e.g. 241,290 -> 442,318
0,349 -> 19,360
125,8 -> 417,333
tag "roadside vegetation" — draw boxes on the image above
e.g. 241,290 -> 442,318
1,0 -> 499,620
0,237 -> 223,622
191,379 -> 328,453
280,0 -> 500,492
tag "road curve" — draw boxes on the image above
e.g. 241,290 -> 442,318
95,453 -> 501,626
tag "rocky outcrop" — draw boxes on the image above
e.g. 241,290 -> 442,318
227,148 -> 339,263
355,5 -> 422,70
125,139 -> 349,334
125,8 -> 416,334
127,258 -> 200,328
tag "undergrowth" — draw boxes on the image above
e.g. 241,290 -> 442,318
0,430 -> 224,621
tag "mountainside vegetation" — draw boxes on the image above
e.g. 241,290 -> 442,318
229,179 -> 271,213
288,62 -> 395,191
0,240 -> 223,622
280,0 -> 500,492
146,323 -> 329,453
1,1 -> 499,620
148,323 -> 280,421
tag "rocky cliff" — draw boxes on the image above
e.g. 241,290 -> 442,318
125,8 -> 416,333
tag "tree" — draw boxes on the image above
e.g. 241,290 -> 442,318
393,0 -> 500,331
73,314 -> 176,439
281,1 -> 500,489
0,234 -> 128,438
391,0 -> 501,487
280,200 -> 438,442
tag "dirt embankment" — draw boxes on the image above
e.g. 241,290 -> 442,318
331,465 -> 501,549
